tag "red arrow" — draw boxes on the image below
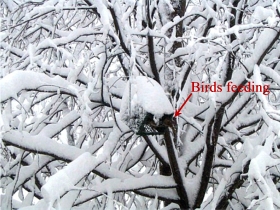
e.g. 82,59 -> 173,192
174,93 -> 193,117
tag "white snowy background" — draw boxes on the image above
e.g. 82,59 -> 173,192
0,0 -> 280,209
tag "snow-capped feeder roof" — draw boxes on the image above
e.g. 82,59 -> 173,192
120,76 -> 173,133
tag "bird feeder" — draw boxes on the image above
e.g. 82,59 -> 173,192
120,76 -> 174,136
136,113 -> 166,136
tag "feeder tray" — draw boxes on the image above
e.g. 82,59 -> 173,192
136,113 -> 166,136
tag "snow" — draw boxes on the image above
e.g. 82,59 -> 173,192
250,28 -> 279,65
41,152 -> 93,207
246,152 -> 269,182
19,200 -> 55,210
106,77 -> 126,98
158,0 -> 174,25
244,150 -> 280,208
14,155 -> 53,191
120,76 -> 173,122
2,130 -> 86,167
75,174 -> 177,205
0,71 -> 81,103
2,0 -> 280,209
260,64 -> 280,86
252,6 -> 274,23
136,1 -> 143,30
39,110 -> 80,137
253,65 -> 280,116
